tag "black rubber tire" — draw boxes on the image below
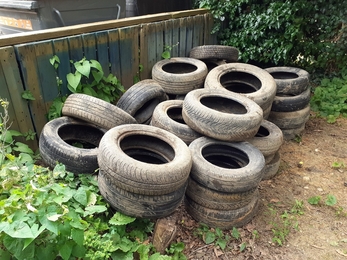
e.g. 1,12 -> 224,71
246,120 -> 283,163
116,79 -> 168,124
185,177 -> 259,210
150,100 -> 202,145
62,93 -> 137,129
204,63 -> 277,110
182,88 -> 263,141
188,137 -> 265,193
265,67 -> 310,95
282,124 -> 306,141
262,151 -> 281,180
98,173 -> 186,218
97,124 -> 192,195
151,57 -> 208,95
271,87 -> 311,112
39,116 -> 105,174
185,194 -> 259,229
189,45 -> 239,62
201,59 -> 227,72
267,105 -> 311,129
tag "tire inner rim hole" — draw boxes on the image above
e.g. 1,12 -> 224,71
255,125 -> 270,137
270,71 -> 299,80
201,96 -> 247,114
120,134 -> 175,164
167,107 -> 185,124
58,124 -> 104,148
162,62 -> 197,74
202,144 -> 249,169
203,60 -> 219,71
220,71 -> 262,93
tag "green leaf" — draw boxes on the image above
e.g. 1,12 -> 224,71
82,86 -> 98,97
59,240 -> 74,260
83,205 -> 107,217
232,227 -> 240,239
4,221 -> 34,238
109,212 -> 136,226
308,196 -> 321,205
325,194 -> 337,206
216,237 -> 227,250
75,60 -> 91,78
67,72 -> 82,91
91,70 -> 103,83
21,90 -> 35,101
161,50 -> 171,59
72,244 -> 86,258
90,59 -> 104,73
73,187 -> 88,206
71,228 -> 84,246
204,231 -> 216,244
240,242 -> 247,252
13,142 -> 34,154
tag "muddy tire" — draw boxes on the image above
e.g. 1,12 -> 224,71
246,120 -> 283,163
182,88 -> 263,141
185,177 -> 258,210
185,194 -> 259,229
98,174 -> 187,218
189,137 -> 265,193
152,57 -> 208,95
62,93 -> 137,129
116,79 -> 168,124
39,116 -> 105,174
268,105 -> 311,129
189,45 -> 239,62
150,100 -> 202,144
281,124 -> 306,141
271,87 -> 311,112
265,67 -> 310,95
262,151 -> 281,180
204,63 -> 277,110
98,124 -> 192,195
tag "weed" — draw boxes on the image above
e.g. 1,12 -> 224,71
162,42 -> 179,59
331,161 -> 345,169
194,224 -> 230,251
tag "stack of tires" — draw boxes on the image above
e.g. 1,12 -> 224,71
265,67 -> 311,140
38,45 -> 292,229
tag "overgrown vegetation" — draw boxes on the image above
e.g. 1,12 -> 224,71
0,99 -> 185,259
48,56 -> 125,121
195,0 -> 347,75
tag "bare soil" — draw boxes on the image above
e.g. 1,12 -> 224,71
167,114 -> 347,259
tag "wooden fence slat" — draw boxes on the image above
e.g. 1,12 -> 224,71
155,21 -> 165,62
96,31 -> 111,75
171,19 -> 180,57
179,17 -> 188,57
119,25 -> 140,89
192,15 -> 204,48
68,35 -> 84,63
15,43 -> 48,136
139,24 -> 151,80
164,20 -> 173,57
34,40 -> 59,111
204,13 -> 216,45
185,16 -> 194,56
108,29 -> 122,84
82,33 -> 97,60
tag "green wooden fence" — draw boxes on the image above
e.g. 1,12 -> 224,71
0,10 -> 215,149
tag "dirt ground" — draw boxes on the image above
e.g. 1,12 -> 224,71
167,114 -> 347,259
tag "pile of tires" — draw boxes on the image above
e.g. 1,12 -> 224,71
265,67 -> 311,140
39,45 -> 315,229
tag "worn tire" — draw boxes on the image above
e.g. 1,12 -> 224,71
189,45 -> 239,62
265,67 -> 310,95
98,173 -> 186,218
98,124 -> 192,195
185,194 -> 259,229
186,177 -> 259,210
189,137 -> 265,193
204,63 -> 277,110
116,79 -> 168,124
246,120 -> 283,163
282,124 -> 306,141
182,88 -> 263,141
202,59 -> 227,72
150,100 -> 202,145
62,93 -> 137,129
152,57 -> 208,95
271,87 -> 311,112
39,116 -> 105,174
268,105 -> 311,129
262,151 -> 281,180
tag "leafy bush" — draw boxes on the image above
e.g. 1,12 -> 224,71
195,0 -> 347,74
